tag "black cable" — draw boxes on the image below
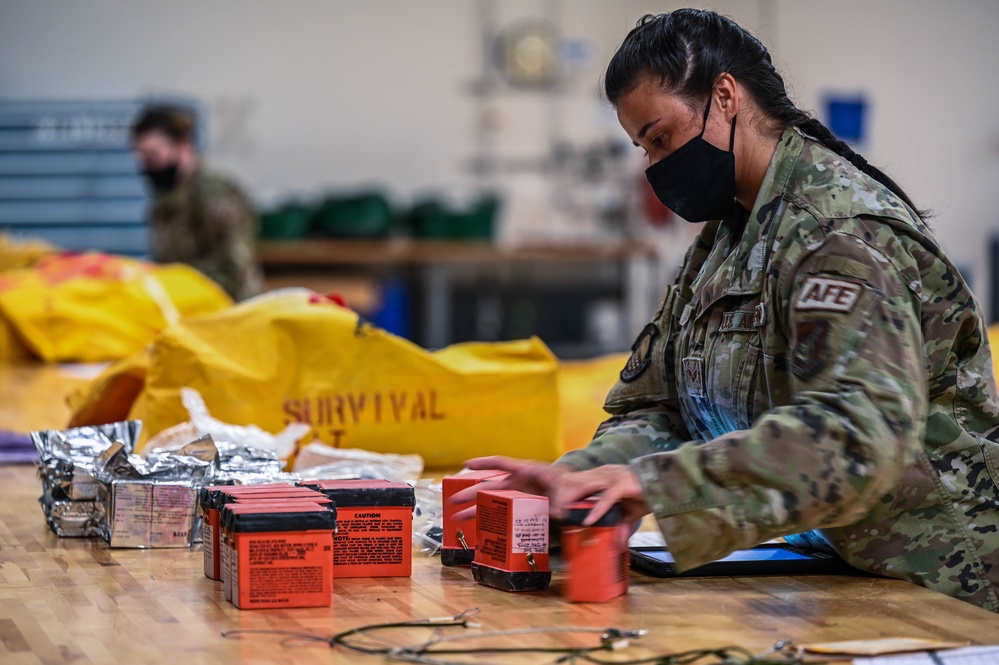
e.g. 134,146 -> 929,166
223,610 -> 816,665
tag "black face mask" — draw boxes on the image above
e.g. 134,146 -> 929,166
645,96 -> 737,223
142,162 -> 181,194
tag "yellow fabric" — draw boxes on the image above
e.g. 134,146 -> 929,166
69,290 -> 562,467
0,233 -> 56,272
990,324 -> 999,388
558,353 -> 628,454
0,234 -> 59,362
0,253 -> 231,363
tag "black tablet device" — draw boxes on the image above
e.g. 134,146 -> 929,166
630,544 -> 848,577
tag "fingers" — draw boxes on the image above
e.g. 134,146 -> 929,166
450,504 -> 476,523
550,465 -> 651,525
448,481 -> 490,507
549,470 -> 607,519
464,456 -> 526,472
583,485 -> 625,526
447,473 -> 518,507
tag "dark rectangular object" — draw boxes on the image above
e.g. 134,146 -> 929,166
630,544 -> 850,578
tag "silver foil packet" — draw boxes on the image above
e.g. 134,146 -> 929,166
93,436 -> 219,548
31,421 -> 142,537
215,440 -> 283,477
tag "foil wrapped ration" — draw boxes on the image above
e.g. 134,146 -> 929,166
31,421 -> 142,537
33,420 -> 295,546
92,435 -> 219,548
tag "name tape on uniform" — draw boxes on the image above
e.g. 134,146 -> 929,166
794,276 -> 861,313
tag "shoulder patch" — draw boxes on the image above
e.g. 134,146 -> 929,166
795,276 -> 862,313
791,320 -> 831,379
620,323 -> 658,383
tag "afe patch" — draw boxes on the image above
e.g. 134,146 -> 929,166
791,320 -> 831,379
794,276 -> 862,313
620,323 -> 658,382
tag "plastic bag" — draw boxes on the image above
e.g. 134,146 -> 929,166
293,442 -> 423,482
412,479 -> 443,556
144,388 -> 311,459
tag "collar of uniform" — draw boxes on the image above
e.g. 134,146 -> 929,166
748,126 -> 803,224
681,127 -> 803,319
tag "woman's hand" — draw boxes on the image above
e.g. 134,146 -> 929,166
447,457 -> 652,528
550,464 -> 651,525
447,455 -> 571,521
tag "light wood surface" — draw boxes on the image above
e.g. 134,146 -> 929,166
2,365 -> 999,664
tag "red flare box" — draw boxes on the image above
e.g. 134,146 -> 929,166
441,470 -> 509,566
560,501 -> 629,603
199,483 -> 323,581
471,490 -> 551,592
221,496 -> 333,602
311,479 -> 415,578
221,503 -> 336,609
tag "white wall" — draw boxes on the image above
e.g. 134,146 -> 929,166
0,0 -> 481,203
771,0 -> 999,307
2,0 -> 998,308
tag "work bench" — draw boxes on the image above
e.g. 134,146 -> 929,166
2,364 -> 998,664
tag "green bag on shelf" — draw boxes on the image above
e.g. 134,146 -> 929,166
311,191 -> 395,238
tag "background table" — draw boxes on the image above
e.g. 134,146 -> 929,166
258,238 -> 661,356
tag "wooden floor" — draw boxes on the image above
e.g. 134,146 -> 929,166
2,365 -> 999,664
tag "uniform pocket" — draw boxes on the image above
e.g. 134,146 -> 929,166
678,295 -> 765,437
733,343 -> 762,428
984,438 -> 999,493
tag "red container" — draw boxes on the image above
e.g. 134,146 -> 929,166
198,483 -> 322,581
561,501 -> 629,603
218,494 -> 336,602
313,480 -> 415,578
441,470 -> 509,566
223,503 -> 336,609
471,490 -> 551,592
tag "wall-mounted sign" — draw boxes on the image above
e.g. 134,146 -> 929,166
823,93 -> 868,145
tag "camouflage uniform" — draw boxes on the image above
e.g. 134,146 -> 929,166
149,167 -> 262,300
558,127 -> 999,612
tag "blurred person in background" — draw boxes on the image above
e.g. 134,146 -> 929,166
131,105 -> 262,300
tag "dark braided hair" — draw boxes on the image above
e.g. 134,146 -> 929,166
605,10 -> 925,216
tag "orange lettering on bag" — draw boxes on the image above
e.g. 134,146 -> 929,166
390,392 -> 408,422
347,394 -> 366,424
283,398 -> 301,423
332,395 -> 345,425
411,392 -> 427,421
430,390 -> 446,420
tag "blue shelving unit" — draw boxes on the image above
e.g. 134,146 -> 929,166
0,100 -> 199,256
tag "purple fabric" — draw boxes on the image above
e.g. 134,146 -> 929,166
0,430 -> 37,464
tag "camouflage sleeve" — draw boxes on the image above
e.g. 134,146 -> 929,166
632,229 -> 927,571
190,187 -> 259,300
557,284 -> 696,471
556,405 -> 694,470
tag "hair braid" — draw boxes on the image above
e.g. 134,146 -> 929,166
792,116 -> 923,215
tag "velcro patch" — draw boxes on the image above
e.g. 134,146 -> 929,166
795,276 -> 862,313
682,357 -> 705,397
791,320 -> 831,380
620,323 -> 658,383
